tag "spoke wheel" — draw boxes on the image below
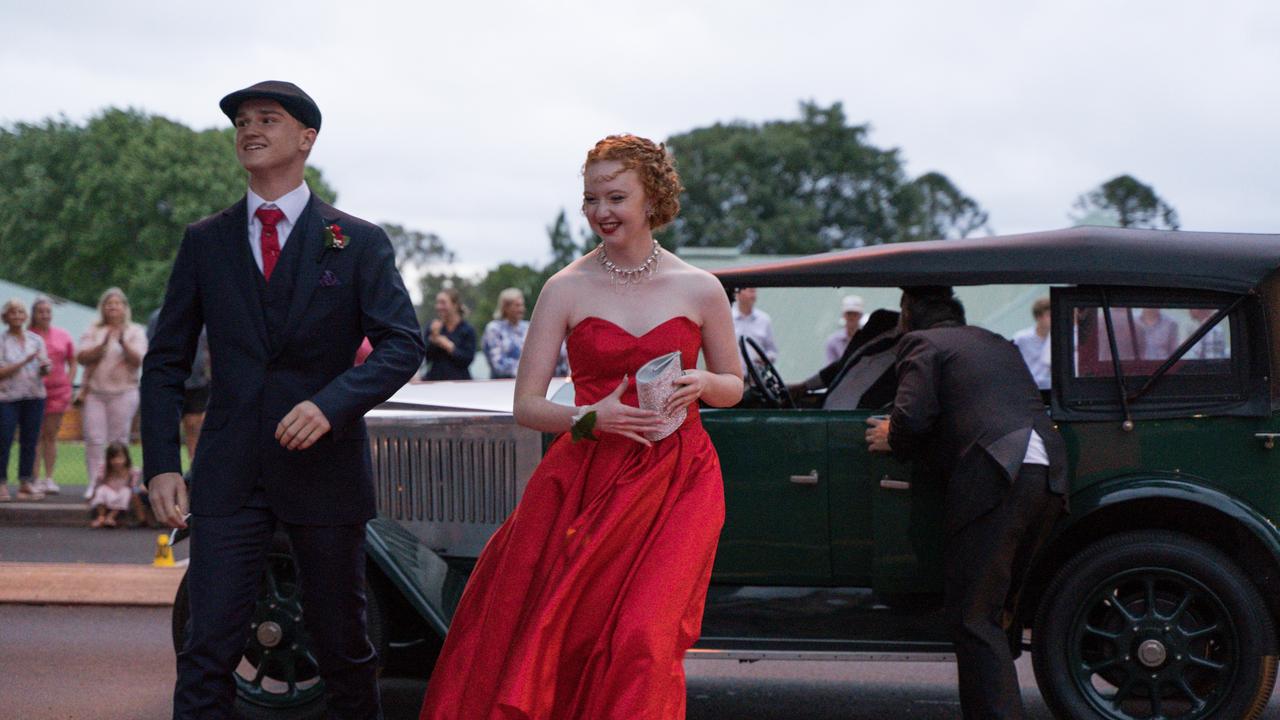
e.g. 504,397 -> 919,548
1033,530 -> 1276,720
171,532 -> 390,719
234,550 -> 326,712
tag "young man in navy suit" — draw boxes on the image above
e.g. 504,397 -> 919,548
142,80 -> 425,719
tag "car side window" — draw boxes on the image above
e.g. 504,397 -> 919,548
1072,305 -> 1232,379
1052,287 -> 1268,419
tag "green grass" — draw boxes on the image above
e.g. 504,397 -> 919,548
3,441 -> 175,488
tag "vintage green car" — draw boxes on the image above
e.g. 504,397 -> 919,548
174,226 -> 1280,720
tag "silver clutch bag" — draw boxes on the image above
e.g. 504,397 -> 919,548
636,351 -> 688,442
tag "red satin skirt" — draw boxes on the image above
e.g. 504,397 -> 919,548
418,421 -> 724,720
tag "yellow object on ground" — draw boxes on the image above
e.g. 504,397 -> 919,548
153,534 -> 175,567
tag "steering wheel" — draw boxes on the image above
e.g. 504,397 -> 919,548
739,336 -> 795,409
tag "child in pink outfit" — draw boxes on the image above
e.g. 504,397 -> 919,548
88,442 -> 142,528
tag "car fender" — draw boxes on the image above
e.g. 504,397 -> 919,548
1068,472 -> 1280,555
364,517 -> 463,639
1022,472 -> 1280,629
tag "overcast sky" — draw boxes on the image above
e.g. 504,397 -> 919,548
3,0 -> 1277,273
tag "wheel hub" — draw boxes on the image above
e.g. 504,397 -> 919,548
256,620 -> 284,648
1137,638 -> 1167,668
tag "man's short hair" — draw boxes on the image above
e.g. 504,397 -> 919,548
901,286 -> 965,331
1032,297 -> 1051,317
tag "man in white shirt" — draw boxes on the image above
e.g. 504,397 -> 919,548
142,80 -> 424,719
1012,297 -> 1052,390
824,294 -> 865,364
732,287 -> 778,368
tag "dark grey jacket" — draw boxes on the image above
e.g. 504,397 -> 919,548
888,322 -> 1067,531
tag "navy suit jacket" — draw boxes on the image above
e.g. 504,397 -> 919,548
141,194 -> 425,525
888,323 -> 1068,532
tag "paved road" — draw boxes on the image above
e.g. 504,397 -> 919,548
1,604 -> 1053,720
0,525 -> 190,564
4,526 -> 1279,719
9,604 -> 1280,719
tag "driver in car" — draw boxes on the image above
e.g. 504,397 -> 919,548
788,308 -> 902,409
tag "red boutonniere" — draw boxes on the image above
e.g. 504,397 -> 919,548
323,223 -> 348,250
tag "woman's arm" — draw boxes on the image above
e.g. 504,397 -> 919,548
665,273 -> 744,412
448,323 -> 477,368
0,353 -> 36,380
76,328 -> 111,365
120,325 -> 146,366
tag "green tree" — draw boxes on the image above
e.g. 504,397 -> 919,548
902,171 -> 992,240
1072,174 -> 1179,230
665,101 -> 988,252
381,222 -> 453,273
427,209 -> 598,337
0,108 -> 336,313
544,208 -> 594,275
471,263 -> 546,329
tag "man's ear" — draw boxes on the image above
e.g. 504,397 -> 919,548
299,127 -> 318,152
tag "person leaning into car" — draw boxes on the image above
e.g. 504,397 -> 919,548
865,286 -> 1067,720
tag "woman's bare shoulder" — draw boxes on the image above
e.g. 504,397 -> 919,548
536,255 -> 606,319
661,252 -> 721,287
654,254 -> 728,323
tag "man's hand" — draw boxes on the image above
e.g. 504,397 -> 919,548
276,400 -> 332,450
865,416 -> 893,453
149,472 -> 189,529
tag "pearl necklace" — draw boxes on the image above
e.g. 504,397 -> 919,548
596,240 -> 661,286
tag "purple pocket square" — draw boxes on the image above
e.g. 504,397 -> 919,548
319,270 -> 341,287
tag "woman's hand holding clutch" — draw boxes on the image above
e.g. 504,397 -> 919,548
665,369 -> 705,415
589,375 -> 664,447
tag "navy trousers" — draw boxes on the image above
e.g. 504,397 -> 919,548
0,397 -> 45,483
174,505 -> 381,720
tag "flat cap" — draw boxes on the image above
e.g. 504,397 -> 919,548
219,80 -> 321,131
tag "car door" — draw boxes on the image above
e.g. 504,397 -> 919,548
827,408 -> 945,596
702,408 -> 831,585
825,409 -> 878,586
868,450 -> 946,597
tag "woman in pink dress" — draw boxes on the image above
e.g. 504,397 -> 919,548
77,288 -> 147,495
28,296 -> 75,495
420,135 -> 744,719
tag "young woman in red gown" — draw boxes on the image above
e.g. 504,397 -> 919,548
419,135 -> 744,720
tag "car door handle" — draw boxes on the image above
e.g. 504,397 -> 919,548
1255,432 -> 1280,450
789,470 -> 819,485
879,476 -> 911,491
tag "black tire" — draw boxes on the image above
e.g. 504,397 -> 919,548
170,532 -> 388,719
1032,530 -> 1278,720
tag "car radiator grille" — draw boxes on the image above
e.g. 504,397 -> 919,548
370,433 -> 522,524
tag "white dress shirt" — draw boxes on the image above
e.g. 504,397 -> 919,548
1012,326 -> 1052,390
732,304 -> 779,364
246,182 -> 311,274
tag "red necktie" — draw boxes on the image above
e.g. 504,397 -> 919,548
255,206 -> 286,281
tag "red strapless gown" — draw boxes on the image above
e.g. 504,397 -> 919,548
419,315 -> 725,720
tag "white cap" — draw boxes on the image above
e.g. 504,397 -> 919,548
841,295 -> 865,314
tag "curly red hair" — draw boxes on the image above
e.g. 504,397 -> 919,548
584,134 -> 683,230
